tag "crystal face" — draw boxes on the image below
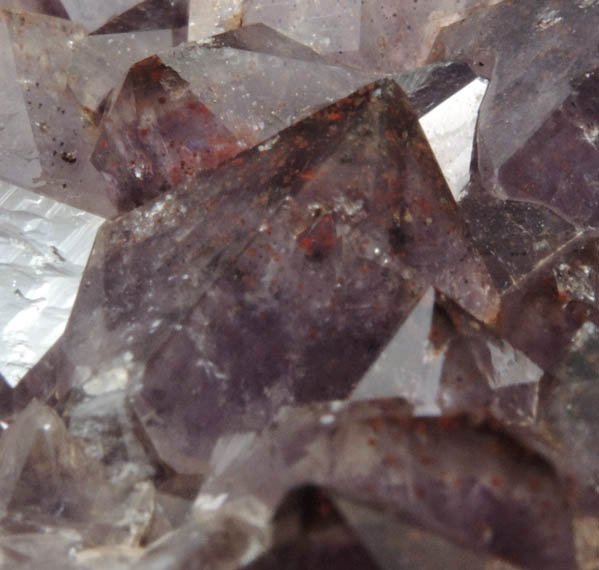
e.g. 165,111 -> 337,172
2,2 -> 599,569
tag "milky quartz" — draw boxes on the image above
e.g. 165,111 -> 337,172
238,0 -> 501,71
60,0 -> 140,31
0,9 -> 192,218
0,10 -> 117,217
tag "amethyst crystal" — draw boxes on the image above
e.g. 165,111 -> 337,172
2,2 -> 599,569
21,79 -> 497,472
198,400 -> 575,570
432,0 -> 599,227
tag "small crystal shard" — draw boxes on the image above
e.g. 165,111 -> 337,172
0,400 -> 155,547
498,235 -> 599,374
1,9 -> 118,217
60,0 -> 140,31
68,29 -> 178,112
91,0 -> 189,35
187,0 -> 242,42
91,54 -> 241,210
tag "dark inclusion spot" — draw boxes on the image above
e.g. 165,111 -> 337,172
388,224 -> 408,253
306,245 -> 326,262
61,152 -> 77,164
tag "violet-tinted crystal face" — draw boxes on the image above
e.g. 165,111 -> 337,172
198,401 -> 575,570
238,0 -> 501,72
21,79 -> 497,471
433,0 -> 599,228
4,2 -> 599,569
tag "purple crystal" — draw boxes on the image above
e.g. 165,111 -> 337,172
0,0 -> 68,18
351,287 -> 542,424
433,0 -> 599,226
239,0 -> 499,72
2,2 -> 599,568
21,80 -> 497,473
461,178 -> 578,291
91,55 -> 241,210
198,400 -> 576,570
91,0 -> 189,35
500,68 -> 599,227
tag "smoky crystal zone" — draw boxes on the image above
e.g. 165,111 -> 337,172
2,1 -> 599,569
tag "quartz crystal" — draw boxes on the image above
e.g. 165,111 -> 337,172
432,0 -> 599,226
197,400 -> 575,570
21,80 -> 497,471
2,2 -> 599,569
245,485 -> 525,569
238,0 -> 502,72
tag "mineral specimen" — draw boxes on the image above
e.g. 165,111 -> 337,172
246,485 -> 525,569
1,1 -> 599,569
238,0 -> 502,71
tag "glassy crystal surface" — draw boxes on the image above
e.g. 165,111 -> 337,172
433,0 -> 599,227
0,400 -> 155,546
351,288 -> 542,423
198,399 -> 575,570
2,1 -> 599,568
247,485 -> 526,569
0,9 -> 116,217
0,181 -> 103,386
91,35 -> 374,209
461,178 -> 579,291
240,0 -> 501,72
90,0 -> 189,35
21,80 -> 497,473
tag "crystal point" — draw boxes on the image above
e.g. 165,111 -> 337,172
21,80 -> 497,474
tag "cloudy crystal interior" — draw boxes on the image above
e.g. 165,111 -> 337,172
0,1 -> 598,569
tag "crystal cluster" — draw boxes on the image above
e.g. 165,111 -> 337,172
0,1 -> 598,569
